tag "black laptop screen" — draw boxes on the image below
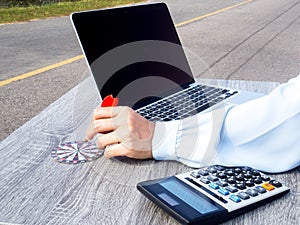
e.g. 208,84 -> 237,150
71,3 -> 194,108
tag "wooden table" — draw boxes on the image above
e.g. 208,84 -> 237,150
0,77 -> 299,225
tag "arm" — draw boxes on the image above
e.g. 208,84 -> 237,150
87,74 -> 300,172
154,75 -> 300,172
218,75 -> 300,172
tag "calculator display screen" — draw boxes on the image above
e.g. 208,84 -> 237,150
159,177 -> 219,214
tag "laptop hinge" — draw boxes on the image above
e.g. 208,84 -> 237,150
189,82 -> 197,87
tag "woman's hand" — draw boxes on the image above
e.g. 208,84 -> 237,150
85,106 -> 155,159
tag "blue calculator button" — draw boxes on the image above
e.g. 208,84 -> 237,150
209,182 -> 219,190
218,188 -> 229,196
229,194 -> 241,203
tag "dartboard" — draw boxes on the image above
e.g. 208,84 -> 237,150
51,141 -> 103,164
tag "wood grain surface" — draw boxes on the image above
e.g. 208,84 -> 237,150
0,77 -> 299,225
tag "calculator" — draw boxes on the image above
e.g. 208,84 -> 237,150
137,165 -> 290,225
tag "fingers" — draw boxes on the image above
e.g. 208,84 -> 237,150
85,107 -> 121,141
84,129 -> 98,142
86,106 -> 155,159
85,118 -> 114,141
84,116 -> 97,142
104,144 -> 128,158
93,118 -> 115,133
95,131 -> 119,149
104,143 -> 153,159
94,107 -> 118,120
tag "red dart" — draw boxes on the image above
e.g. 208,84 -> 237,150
101,94 -> 119,107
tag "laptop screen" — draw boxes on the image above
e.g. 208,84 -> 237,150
71,3 -> 194,109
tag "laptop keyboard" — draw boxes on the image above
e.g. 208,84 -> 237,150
136,84 -> 238,121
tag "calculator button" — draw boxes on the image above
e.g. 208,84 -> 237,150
207,175 -> 218,182
236,174 -> 245,181
269,180 -> 282,188
261,174 -> 270,181
254,186 -> 267,194
214,165 -> 226,171
234,183 -> 247,190
254,177 -> 263,184
200,177 -> 210,184
250,169 -> 261,176
198,170 -> 209,176
262,183 -> 275,191
207,167 -> 217,174
190,171 -> 200,178
229,194 -> 241,203
225,170 -> 235,176
226,177 -> 236,184
225,186 -> 238,193
216,172 -> 227,179
215,180 -> 228,187
244,172 -> 253,179
218,188 -> 229,196
237,192 -> 250,200
209,182 -> 219,190
245,179 -> 255,187
242,166 -> 252,172
246,189 -> 258,197
234,168 -> 243,173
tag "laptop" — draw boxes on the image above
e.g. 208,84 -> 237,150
70,2 -> 262,121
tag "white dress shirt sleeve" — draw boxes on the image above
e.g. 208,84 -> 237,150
152,120 -> 182,160
218,74 -> 300,172
152,74 -> 300,173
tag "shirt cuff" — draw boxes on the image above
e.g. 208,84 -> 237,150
152,120 -> 181,161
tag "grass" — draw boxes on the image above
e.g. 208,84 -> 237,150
0,0 -> 145,24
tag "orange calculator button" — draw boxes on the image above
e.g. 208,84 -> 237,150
262,183 -> 275,191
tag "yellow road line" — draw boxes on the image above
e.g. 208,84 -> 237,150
175,0 -> 253,27
0,55 -> 84,87
0,0 -> 253,87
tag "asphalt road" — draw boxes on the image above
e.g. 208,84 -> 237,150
0,0 -> 300,141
